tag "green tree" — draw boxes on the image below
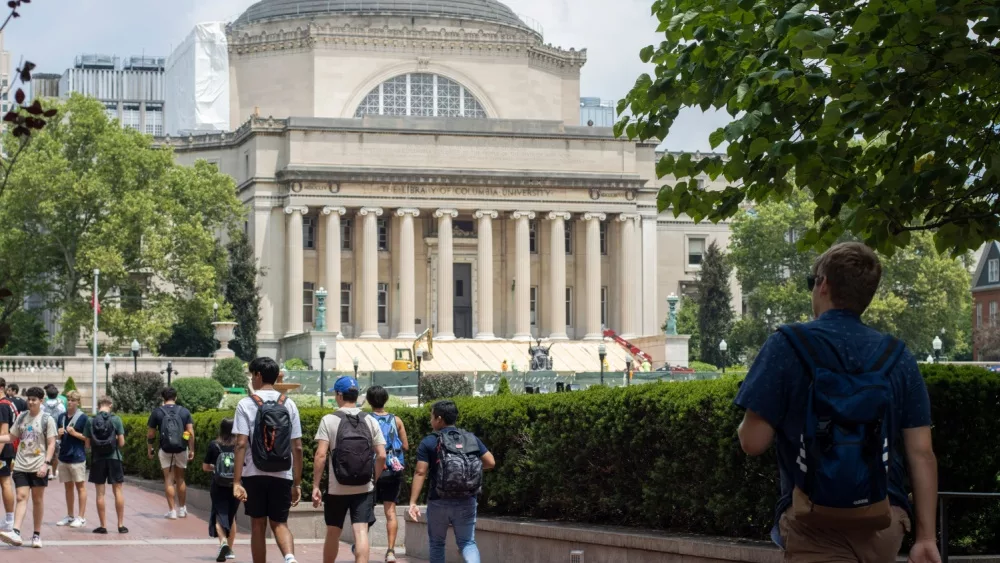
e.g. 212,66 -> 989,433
159,303 -> 217,358
0,94 -> 243,354
617,0 -> 1000,256
670,296 -> 701,361
63,377 -> 77,393
697,242 -> 734,367
224,230 -> 262,362
0,309 -> 49,355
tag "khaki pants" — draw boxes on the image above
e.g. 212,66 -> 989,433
779,506 -> 910,563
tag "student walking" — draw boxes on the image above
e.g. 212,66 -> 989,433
233,357 -> 304,563
56,391 -> 89,528
0,377 -> 18,534
147,387 -> 196,519
203,417 -> 239,562
367,385 -> 408,562
5,384 -> 27,415
312,376 -> 387,563
0,386 -> 57,548
736,242 -> 941,563
42,385 -> 66,481
408,400 -> 495,563
85,395 -> 128,535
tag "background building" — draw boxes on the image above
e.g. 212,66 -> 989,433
164,22 -> 230,136
580,97 -> 616,127
31,73 -> 62,98
1,31 -> 11,117
972,241 -> 1000,360
58,53 -> 166,135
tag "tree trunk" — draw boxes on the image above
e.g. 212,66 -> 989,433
60,325 -> 79,357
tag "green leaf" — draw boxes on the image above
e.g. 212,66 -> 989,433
709,128 -> 726,149
640,45 -> 655,63
854,12 -> 878,33
748,137 -> 770,159
737,82 -> 750,103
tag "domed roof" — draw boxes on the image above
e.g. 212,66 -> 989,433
232,0 -> 533,32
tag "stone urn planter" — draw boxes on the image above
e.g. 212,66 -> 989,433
212,321 -> 238,359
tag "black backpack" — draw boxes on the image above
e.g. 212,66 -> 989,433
433,428 -> 483,499
90,412 -> 118,456
213,444 -> 236,487
250,394 -> 292,472
159,406 -> 186,454
331,411 -> 375,486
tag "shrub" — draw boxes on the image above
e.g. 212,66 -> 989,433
419,373 -> 473,403
497,376 -> 511,396
689,361 -> 719,372
284,358 -> 309,371
173,378 -> 225,413
111,372 -> 164,414
212,358 -> 248,389
63,376 -> 77,393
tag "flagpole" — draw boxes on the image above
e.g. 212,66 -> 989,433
92,269 -> 99,415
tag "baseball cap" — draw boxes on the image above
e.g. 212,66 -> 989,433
333,376 -> 359,394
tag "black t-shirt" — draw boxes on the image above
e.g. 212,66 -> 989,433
147,404 -> 194,450
11,397 -> 27,414
0,399 -> 14,459
203,440 -> 235,466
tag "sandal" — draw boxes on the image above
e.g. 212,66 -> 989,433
93,527 -> 108,534
118,526 -> 129,534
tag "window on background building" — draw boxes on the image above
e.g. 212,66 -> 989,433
122,105 -> 141,131
303,282 -> 315,324
377,283 -> 389,324
104,104 -> 118,122
144,108 -> 164,136
354,73 -> 488,118
600,222 -> 608,255
695,178 -> 705,190
565,287 -> 573,327
688,238 -> 706,267
600,287 -> 608,327
990,258 -> 999,283
565,222 -> 573,255
341,219 -> 353,250
992,301 -> 998,326
529,221 -> 538,254
530,286 -> 538,326
977,302 -> 983,328
244,153 -> 250,180
378,218 -> 389,251
303,216 -> 315,250
341,283 -> 352,324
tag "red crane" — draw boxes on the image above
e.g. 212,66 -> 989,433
602,329 -> 653,363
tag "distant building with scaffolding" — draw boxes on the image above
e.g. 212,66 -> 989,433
57,54 -> 166,135
580,97 -> 617,128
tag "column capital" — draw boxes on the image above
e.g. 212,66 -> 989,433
474,210 -> 499,220
358,207 -> 384,217
617,212 -> 642,222
321,206 -> 347,216
284,205 -> 309,215
583,212 -> 607,221
510,211 -> 536,220
395,208 -> 421,218
434,208 -> 459,219
546,211 -> 572,221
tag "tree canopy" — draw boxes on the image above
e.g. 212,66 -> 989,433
617,0 -> 1000,256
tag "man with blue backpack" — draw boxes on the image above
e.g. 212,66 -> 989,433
735,242 -> 941,563
367,385 -> 409,562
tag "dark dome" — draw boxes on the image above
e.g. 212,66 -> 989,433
232,0 -> 534,33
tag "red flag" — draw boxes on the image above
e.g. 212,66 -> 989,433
91,294 -> 101,314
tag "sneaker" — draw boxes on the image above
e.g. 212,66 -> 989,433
70,518 -> 86,529
56,516 -> 75,527
0,530 -> 22,546
178,506 -> 188,518
48,472 -> 56,480
92,527 -> 108,534
386,549 -> 397,562
31,535 -> 42,549
216,544 -> 229,562
226,551 -> 236,560
164,510 -> 178,520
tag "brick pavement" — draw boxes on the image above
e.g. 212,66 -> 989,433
1,479 -> 425,562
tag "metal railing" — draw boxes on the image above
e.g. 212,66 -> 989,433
938,491 -> 1000,562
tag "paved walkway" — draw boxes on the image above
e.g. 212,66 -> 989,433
2,479 -> 425,562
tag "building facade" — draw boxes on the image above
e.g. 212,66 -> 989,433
164,0 -> 739,360
58,54 -> 166,135
972,241 -> 1000,360
1,31 -> 11,118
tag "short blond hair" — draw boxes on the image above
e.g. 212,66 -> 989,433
98,395 -> 114,408
66,390 -> 81,402
813,242 -> 882,315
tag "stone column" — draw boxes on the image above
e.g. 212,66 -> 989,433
641,215 -> 659,336
618,213 -> 641,338
435,209 -> 458,340
547,212 -> 571,340
582,212 -> 606,340
474,210 -> 498,340
322,206 -> 346,336
358,207 -> 383,339
511,211 -> 535,341
284,206 -> 308,336
396,208 -> 420,339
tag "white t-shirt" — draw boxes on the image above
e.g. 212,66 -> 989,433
315,408 -> 386,495
233,390 -> 302,481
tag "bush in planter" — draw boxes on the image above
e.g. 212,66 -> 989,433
173,377 -> 225,413
419,373 -> 473,403
688,361 -> 718,372
63,376 -> 78,393
283,358 -> 309,371
497,376 -> 512,396
111,372 -> 164,414
212,357 -> 248,389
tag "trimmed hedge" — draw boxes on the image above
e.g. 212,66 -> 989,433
111,372 -> 165,414
115,364 -> 1000,552
212,358 -> 248,389
173,378 -> 225,413
419,373 -> 473,403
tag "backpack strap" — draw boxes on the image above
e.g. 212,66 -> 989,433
776,324 -> 842,377
864,334 -> 906,375
250,394 -> 264,407
277,394 -> 287,406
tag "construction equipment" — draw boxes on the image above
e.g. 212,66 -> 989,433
602,329 -> 653,363
391,328 -> 434,371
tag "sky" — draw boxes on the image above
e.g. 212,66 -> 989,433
2,0 -> 730,151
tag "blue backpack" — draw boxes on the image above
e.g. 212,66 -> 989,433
373,413 -> 404,478
778,323 -> 905,531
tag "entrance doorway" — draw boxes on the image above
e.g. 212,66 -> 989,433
454,263 -> 473,339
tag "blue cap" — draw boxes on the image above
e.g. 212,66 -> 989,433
333,376 -> 358,394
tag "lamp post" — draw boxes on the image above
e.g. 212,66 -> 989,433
103,353 -> 111,395
131,339 -> 140,374
318,340 -> 327,409
719,339 -> 728,374
415,350 -> 423,407
598,343 -> 607,386
933,336 -> 942,363
213,301 -> 219,323
163,361 -> 175,387
353,357 -> 359,379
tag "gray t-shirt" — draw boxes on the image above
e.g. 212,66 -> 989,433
11,411 -> 57,473
315,408 -> 386,495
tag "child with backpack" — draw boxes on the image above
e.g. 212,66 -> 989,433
202,417 -> 238,562
366,385 -> 408,562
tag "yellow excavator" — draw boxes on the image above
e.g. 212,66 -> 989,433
391,328 -> 434,371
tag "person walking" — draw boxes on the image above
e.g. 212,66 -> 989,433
56,391 -> 89,528
311,376 -> 387,563
735,242 -> 941,563
0,386 -> 57,548
85,395 -> 128,535
366,385 -> 408,562
5,384 -> 27,415
42,385 -> 66,481
203,417 -> 239,562
147,387 -> 196,519
408,400 -> 495,563
233,357 -> 303,563
0,377 -> 18,534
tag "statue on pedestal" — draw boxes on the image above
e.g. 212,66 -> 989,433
315,287 -> 328,332
528,338 -> 553,371
666,293 -> 679,336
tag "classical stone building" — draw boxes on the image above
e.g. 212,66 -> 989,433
165,0 -> 740,365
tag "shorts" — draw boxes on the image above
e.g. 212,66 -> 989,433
242,476 -> 293,523
375,475 -> 402,504
89,459 -> 125,485
779,505 -> 910,563
13,470 -> 48,489
158,449 -> 189,470
324,492 -> 375,527
0,458 -> 11,477
59,462 -> 87,483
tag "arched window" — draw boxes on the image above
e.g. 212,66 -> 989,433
355,73 -> 488,118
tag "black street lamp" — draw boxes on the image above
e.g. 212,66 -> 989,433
353,356 -> 359,379
719,339 -> 728,374
598,343 -> 607,386
933,336 -> 942,363
164,361 -> 175,387
415,352 -> 423,407
104,353 -> 111,395
131,339 -> 140,374
318,340 -> 327,409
